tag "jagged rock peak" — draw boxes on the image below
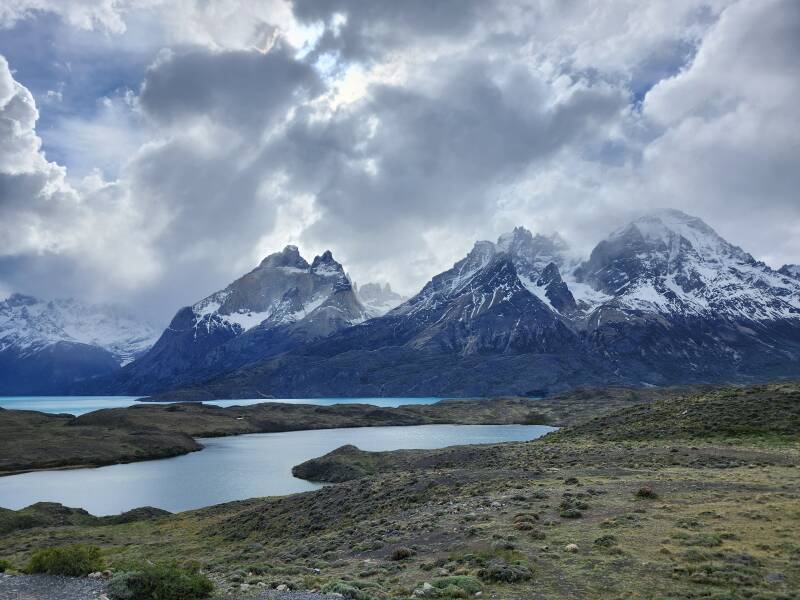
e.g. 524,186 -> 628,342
497,225 -> 534,248
779,264 -> 800,279
311,249 -> 336,266
259,245 -> 309,269
3,293 -> 38,307
497,226 -> 567,254
360,282 -> 397,296
311,250 -> 347,277
610,208 -> 748,262
357,281 -> 408,316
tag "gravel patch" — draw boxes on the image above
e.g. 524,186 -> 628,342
0,573 -> 339,600
0,574 -> 338,600
0,573 -> 106,600
220,592 -> 339,599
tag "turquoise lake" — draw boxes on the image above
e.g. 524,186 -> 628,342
0,424 -> 555,515
0,395 -> 444,416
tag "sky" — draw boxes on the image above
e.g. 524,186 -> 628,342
0,0 -> 798,325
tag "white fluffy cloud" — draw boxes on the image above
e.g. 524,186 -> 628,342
0,55 -> 162,294
0,0 -> 798,322
0,0 -> 129,33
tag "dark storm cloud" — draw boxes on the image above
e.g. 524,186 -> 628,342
139,42 -> 322,131
272,59 -> 627,255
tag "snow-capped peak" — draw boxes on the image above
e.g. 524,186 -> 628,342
403,213 -> 800,327
259,245 -> 309,270
0,293 -> 158,365
310,250 -> 347,279
578,209 -> 800,320
356,282 -> 408,317
191,247 -> 360,335
611,208 -> 751,266
779,264 -> 800,280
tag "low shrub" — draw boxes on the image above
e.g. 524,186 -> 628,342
321,580 -> 383,600
0,558 -> 13,573
106,564 -> 213,600
635,486 -> 658,499
26,545 -> 103,576
389,547 -> 414,561
593,535 -> 618,548
477,558 -> 532,583
430,576 -> 482,597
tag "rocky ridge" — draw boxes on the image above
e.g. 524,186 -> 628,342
162,209 -> 800,398
92,246 -> 370,394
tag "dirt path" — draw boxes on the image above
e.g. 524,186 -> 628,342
0,574 -> 340,600
0,574 -> 105,599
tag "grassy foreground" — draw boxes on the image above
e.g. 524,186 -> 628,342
0,383 -> 798,599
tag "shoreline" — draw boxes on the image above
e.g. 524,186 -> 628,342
0,385 -> 696,478
0,396 -> 557,477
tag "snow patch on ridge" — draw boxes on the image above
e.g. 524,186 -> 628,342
0,294 -> 158,365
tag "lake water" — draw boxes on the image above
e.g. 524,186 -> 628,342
0,424 -> 554,515
0,396 -> 444,416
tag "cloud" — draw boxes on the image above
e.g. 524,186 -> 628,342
268,58 -> 628,290
139,43 -> 321,131
0,0 -> 128,33
637,0 -> 800,263
291,0 -> 488,62
0,54 -> 80,254
0,54 -> 162,300
0,0 -> 798,324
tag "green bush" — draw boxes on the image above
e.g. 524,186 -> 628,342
593,534 -> 618,548
430,576 -> 482,597
0,558 -> 13,573
321,580 -> 383,600
635,486 -> 658,499
106,564 -> 213,600
26,545 -> 103,576
389,546 -> 414,561
477,558 -> 532,583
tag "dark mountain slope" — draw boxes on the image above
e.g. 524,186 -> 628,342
88,246 -> 369,395
152,210 -> 800,399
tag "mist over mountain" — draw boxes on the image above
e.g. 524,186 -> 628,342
355,282 -> 408,318
0,294 -> 158,394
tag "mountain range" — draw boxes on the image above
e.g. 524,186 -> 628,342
0,295 -> 158,394
4,209 -> 800,397
143,209 -> 800,399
